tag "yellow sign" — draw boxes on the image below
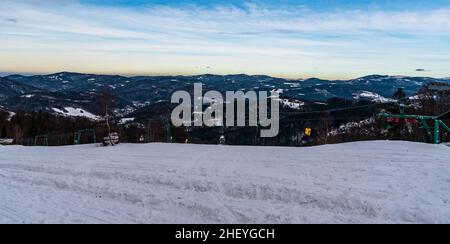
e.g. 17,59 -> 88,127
305,128 -> 312,136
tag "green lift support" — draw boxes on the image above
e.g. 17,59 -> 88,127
34,135 -> 49,146
75,129 -> 96,145
146,118 -> 173,143
165,120 -> 173,143
379,110 -> 450,144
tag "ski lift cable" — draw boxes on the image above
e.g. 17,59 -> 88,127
281,116 -> 375,122
279,103 -> 380,115
15,104 -> 383,144
206,104 -> 381,122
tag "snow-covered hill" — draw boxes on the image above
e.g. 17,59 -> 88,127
51,107 -> 101,120
3,73 -> 450,116
0,141 -> 449,224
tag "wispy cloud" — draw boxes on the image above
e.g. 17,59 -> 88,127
415,68 -> 429,72
0,0 -> 449,79
3,18 -> 18,23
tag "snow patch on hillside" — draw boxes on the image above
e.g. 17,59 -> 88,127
280,99 -> 304,110
0,107 -> 15,121
284,82 -> 301,88
354,91 -> 396,103
119,117 -> 135,124
7,111 -> 15,121
52,107 -> 100,120
328,118 -> 376,136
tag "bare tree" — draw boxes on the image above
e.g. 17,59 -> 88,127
97,89 -> 117,146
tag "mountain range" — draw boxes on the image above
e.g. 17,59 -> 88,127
1,72 -> 449,119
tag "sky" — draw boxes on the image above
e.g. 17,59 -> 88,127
1,0 -> 450,79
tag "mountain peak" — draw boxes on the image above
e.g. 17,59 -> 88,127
47,71 -> 84,77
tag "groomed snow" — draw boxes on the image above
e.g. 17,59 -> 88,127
0,141 -> 449,224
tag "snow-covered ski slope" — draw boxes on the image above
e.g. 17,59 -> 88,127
0,141 -> 449,224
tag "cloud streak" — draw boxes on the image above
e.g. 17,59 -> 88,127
3,18 -> 18,23
0,0 -> 450,79
415,68 -> 429,72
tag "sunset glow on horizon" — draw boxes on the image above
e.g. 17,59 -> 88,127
1,0 -> 450,79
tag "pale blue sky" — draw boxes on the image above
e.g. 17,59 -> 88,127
1,0 -> 450,79
80,0 -> 449,11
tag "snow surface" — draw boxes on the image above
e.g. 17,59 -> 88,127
0,141 -> 449,224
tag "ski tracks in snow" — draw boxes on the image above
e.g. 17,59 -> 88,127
0,141 -> 449,223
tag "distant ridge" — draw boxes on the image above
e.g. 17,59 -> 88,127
1,72 -> 449,118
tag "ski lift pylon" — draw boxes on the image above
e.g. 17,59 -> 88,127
378,110 -> 450,144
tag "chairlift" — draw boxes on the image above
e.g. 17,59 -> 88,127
103,132 -> 120,146
379,110 -> 450,144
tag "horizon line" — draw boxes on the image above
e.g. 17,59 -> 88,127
1,71 -> 447,81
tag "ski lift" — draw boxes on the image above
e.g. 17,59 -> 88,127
34,135 -> 49,146
386,117 -> 419,127
139,135 -> 145,143
76,129 -> 96,145
379,110 -> 450,144
146,118 -> 173,143
219,135 -> 226,145
103,132 -> 120,146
